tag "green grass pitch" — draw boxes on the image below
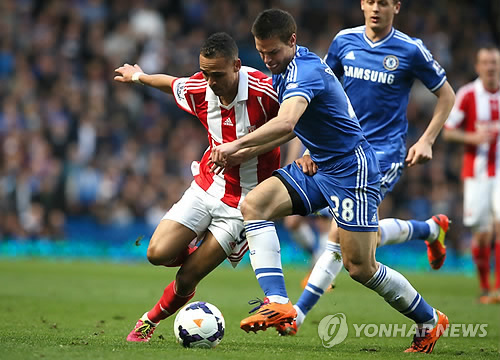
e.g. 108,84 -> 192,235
0,259 -> 498,359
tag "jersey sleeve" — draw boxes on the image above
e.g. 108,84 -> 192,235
444,86 -> 469,130
261,77 -> 280,119
264,91 -> 280,119
410,39 -> 447,92
324,36 -> 344,79
172,77 -> 196,115
281,61 -> 324,104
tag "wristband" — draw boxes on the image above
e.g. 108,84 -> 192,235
132,72 -> 144,85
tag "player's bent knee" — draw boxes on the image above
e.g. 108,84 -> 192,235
344,261 -> 377,284
241,195 -> 266,221
146,245 -> 176,266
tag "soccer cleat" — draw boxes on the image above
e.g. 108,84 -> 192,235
126,314 -> 157,342
404,310 -> 449,353
275,319 -> 298,336
478,294 -> 493,304
477,290 -> 498,304
240,298 -> 297,333
425,214 -> 449,270
490,290 -> 500,304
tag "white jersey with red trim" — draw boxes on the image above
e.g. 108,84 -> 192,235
172,66 -> 280,209
445,78 -> 500,178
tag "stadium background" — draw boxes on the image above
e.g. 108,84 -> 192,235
0,0 -> 499,272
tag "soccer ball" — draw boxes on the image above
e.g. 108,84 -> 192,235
173,301 -> 225,348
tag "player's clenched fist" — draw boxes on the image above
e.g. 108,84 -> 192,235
211,142 -> 240,167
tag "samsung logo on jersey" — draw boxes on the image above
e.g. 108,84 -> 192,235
343,66 -> 395,84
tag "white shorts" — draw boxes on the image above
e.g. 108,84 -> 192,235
162,181 -> 248,267
463,177 -> 500,231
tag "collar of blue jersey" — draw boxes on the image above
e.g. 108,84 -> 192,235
362,26 -> 395,48
205,68 -> 249,106
281,45 -> 305,79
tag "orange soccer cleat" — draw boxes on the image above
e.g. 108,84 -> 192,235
477,290 -> 500,304
404,310 -> 449,353
425,214 -> 450,270
275,319 -> 298,336
240,298 -> 297,333
490,290 -> 500,304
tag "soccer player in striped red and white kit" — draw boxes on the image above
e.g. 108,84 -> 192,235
443,46 -> 500,304
114,32 -> 289,342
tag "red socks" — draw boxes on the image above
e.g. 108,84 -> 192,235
472,245 -> 491,292
164,246 -> 198,267
147,281 -> 195,323
146,246 -> 198,324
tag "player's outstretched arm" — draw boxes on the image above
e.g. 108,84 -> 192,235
405,81 -> 455,167
114,63 -> 177,94
210,96 -> 308,166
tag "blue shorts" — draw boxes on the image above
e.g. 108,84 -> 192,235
372,139 -> 405,200
378,160 -> 404,199
275,141 -> 381,232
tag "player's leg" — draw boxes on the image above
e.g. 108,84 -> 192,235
147,219 -> 198,266
492,180 -> 500,302
284,215 -> 317,257
334,144 -> 447,353
376,161 -> 449,269
493,220 -> 500,302
126,222 -> 198,342
239,164 -> 327,332
311,214 -> 331,263
465,177 -> 494,302
239,177 -> 295,332
339,228 -> 448,353
150,233 -> 228,321
146,183 -> 212,266
127,183 -> 213,342
127,232 -> 228,342
298,214 -> 332,290
278,219 -> 342,335
472,231 -> 493,303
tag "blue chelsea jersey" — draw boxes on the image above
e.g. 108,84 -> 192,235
273,46 -> 365,164
325,26 -> 447,157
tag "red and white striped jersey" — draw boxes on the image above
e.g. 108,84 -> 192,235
445,78 -> 500,178
172,66 -> 280,208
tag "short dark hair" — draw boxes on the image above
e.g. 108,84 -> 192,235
200,32 -> 238,60
478,45 -> 500,53
476,45 -> 500,61
251,9 -> 297,43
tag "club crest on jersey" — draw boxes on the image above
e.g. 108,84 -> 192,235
383,55 -> 399,71
247,125 -> 256,133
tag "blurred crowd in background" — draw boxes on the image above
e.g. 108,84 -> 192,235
0,0 -> 498,252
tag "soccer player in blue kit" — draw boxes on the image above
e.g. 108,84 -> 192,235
211,8 -> 450,353
279,0 -> 456,345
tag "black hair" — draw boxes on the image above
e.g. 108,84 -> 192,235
200,32 -> 238,60
251,9 -> 297,43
